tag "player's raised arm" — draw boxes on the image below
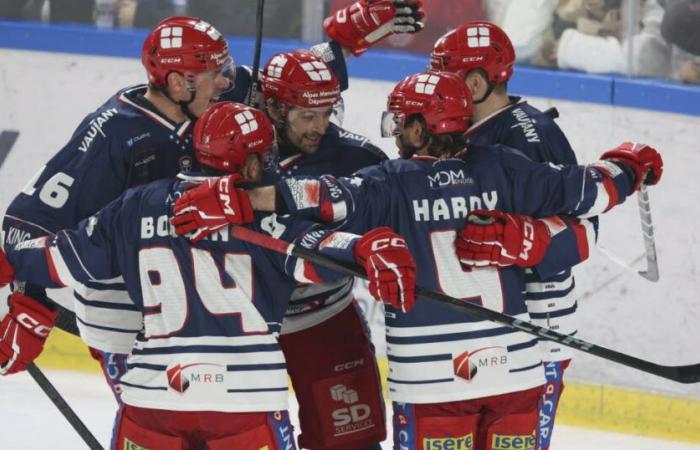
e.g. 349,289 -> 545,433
282,223 -> 416,313
324,0 -> 425,57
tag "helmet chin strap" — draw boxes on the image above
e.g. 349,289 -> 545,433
472,82 -> 496,105
159,81 -> 199,121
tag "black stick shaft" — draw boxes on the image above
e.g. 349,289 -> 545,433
246,0 -> 265,106
230,225 -> 700,384
27,363 -> 104,449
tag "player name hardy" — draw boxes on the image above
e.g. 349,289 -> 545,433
412,190 -> 498,222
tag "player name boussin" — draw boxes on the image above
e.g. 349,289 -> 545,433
412,190 -> 498,222
140,214 -> 229,241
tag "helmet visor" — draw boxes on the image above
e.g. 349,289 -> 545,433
380,111 -> 405,138
261,142 -> 279,172
217,55 -> 237,95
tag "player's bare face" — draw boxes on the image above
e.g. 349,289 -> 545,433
285,106 -> 333,154
188,68 -> 234,117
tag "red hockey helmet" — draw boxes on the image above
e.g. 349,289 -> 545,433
142,16 -> 235,89
193,102 -> 277,173
381,71 -> 472,137
261,50 -> 341,109
429,22 -> 515,84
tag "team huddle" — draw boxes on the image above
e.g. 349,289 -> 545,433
0,2 -> 663,450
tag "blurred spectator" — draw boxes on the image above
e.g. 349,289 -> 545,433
328,0 -> 485,53
189,0 -> 301,38
484,0 -> 558,63
662,0 -> 700,83
533,0 -> 670,76
51,0 -> 94,23
0,0 -> 93,23
0,0 -> 43,20
131,0 -> 178,28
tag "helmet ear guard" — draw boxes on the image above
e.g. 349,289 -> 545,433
193,102 -> 277,174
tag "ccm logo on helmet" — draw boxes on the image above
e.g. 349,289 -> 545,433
17,313 -> 52,337
370,237 -> 407,252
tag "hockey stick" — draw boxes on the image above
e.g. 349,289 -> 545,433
230,225 -> 700,384
27,363 -> 104,449
245,0 -> 265,107
637,185 -> 659,281
0,130 -> 20,170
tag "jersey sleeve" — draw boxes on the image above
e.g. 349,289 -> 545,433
257,213 -> 363,284
7,195 -> 125,289
275,166 -> 393,233
7,194 -> 141,354
532,216 -> 597,279
490,145 -> 636,219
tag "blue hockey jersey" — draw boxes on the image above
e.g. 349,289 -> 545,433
273,145 -> 635,403
466,97 -> 595,362
6,174 -> 353,412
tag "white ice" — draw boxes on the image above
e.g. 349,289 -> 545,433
0,369 -> 697,450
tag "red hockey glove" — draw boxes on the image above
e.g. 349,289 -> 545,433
0,292 -> 58,375
456,210 -> 552,268
324,0 -> 425,56
171,174 -> 254,242
0,248 -> 14,287
354,227 -> 416,312
600,142 -> 663,192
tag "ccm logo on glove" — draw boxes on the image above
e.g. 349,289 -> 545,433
370,236 -> 407,252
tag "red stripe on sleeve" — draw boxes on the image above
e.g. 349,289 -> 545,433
564,218 -> 590,263
601,176 -> 619,212
44,247 -> 66,288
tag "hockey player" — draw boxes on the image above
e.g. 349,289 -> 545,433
181,49 -> 390,450
172,71 -> 663,450
430,22 -> 593,448
0,15 -> 237,388
0,1 -> 422,387
0,101 -> 416,450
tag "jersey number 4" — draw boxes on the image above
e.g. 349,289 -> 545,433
139,247 -> 268,338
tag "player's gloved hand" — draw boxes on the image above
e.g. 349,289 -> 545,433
171,174 -> 254,242
0,292 -> 58,375
354,227 -> 416,312
0,248 -> 14,288
456,210 -> 552,268
324,0 -> 425,56
599,142 -> 663,192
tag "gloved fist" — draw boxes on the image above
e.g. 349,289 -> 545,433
171,174 -> 254,242
324,0 -> 425,56
0,248 -> 14,287
354,227 -> 416,312
456,210 -> 552,268
0,292 -> 58,375
600,142 -> 663,192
